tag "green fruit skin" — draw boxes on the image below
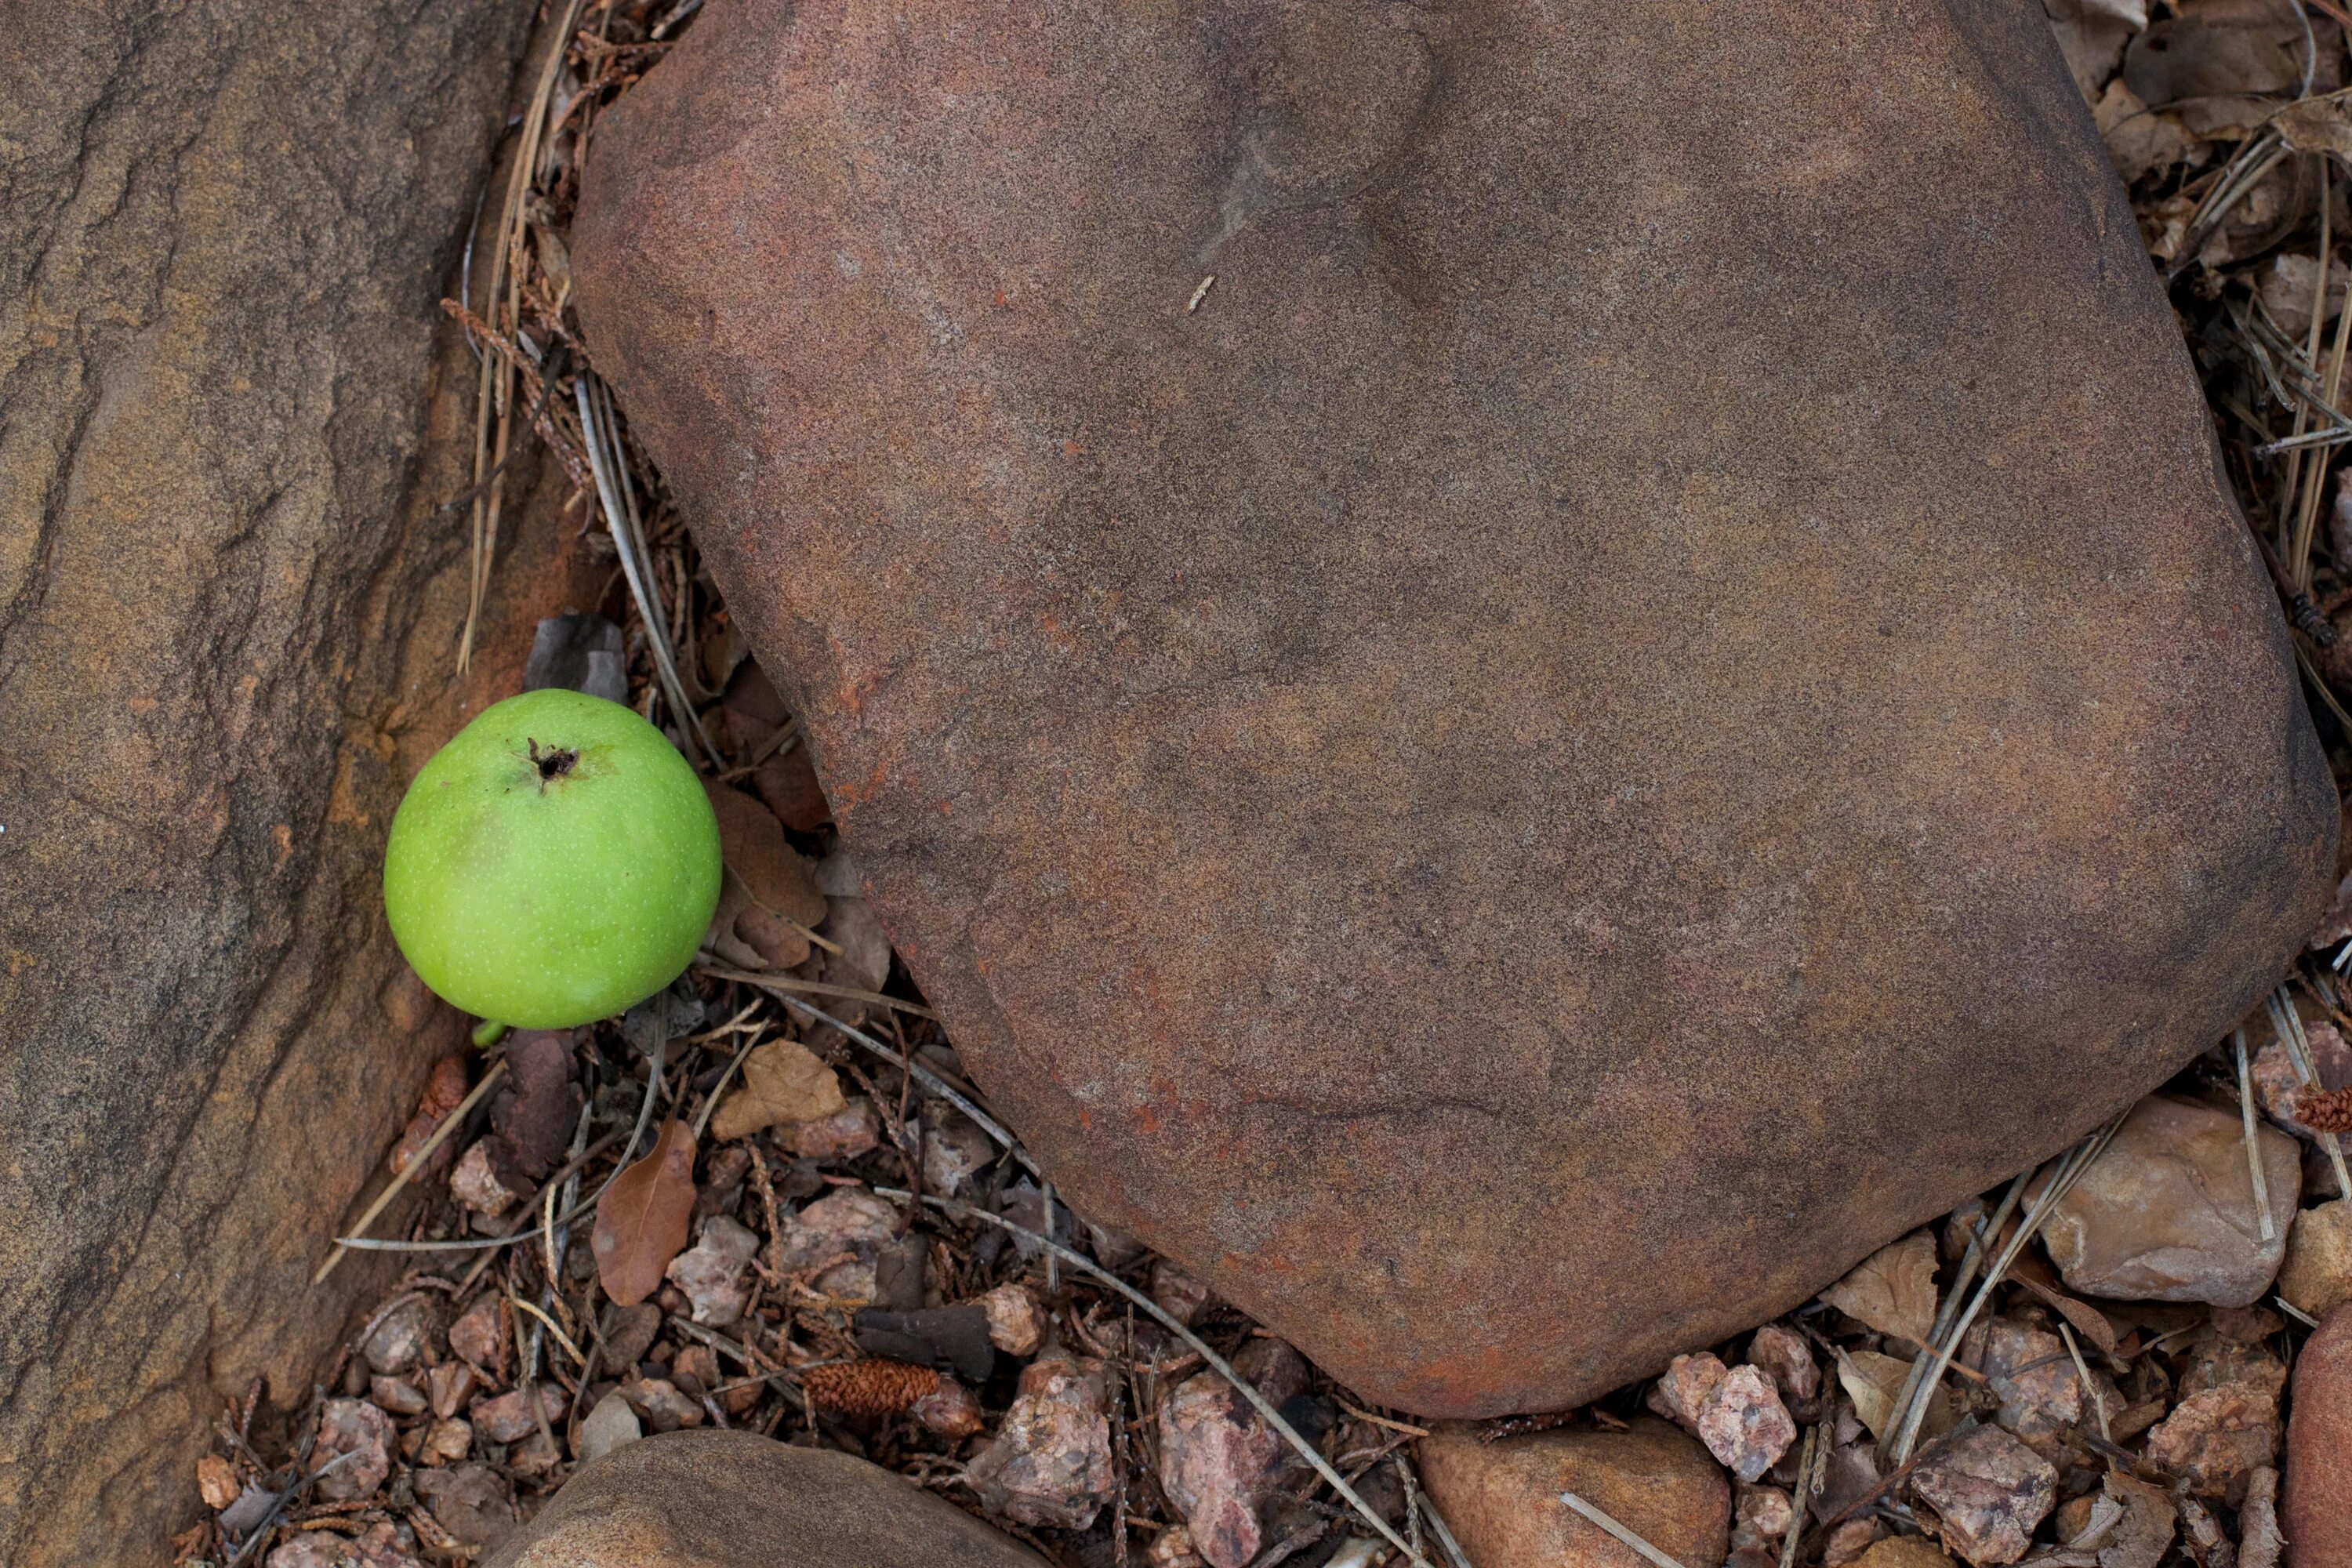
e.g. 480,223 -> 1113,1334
384,688 -> 722,1029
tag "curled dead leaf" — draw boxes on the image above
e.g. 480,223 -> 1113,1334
703,779 -> 826,928
593,1118 -> 699,1307
1822,1231 -> 1940,1348
710,1037 -> 846,1142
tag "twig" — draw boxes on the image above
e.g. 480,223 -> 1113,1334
880,1186 -> 1433,1568
2058,1321 -> 2109,1446
1778,1425 -> 1822,1568
1885,1118 -> 2123,1466
1560,1490 -> 1685,1568
2276,1294 -> 2322,1327
696,962 -> 938,1020
1338,1400 -> 1431,1438
2268,986 -> 2352,1196
2235,1028 -> 2278,1242
510,1294 -> 588,1368
314,1061 -> 508,1284
691,1021 -> 770,1142
458,0 -> 589,673
1881,1170 -> 2027,1459
577,374 -> 717,767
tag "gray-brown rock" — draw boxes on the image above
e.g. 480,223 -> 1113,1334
1417,1418 -> 1731,1568
572,0 -> 2335,1415
485,1429 -> 1048,1568
1909,1425 -> 2057,1566
2043,1096 -> 2302,1305
0,2 -> 597,1562
2283,1307 -> 2352,1568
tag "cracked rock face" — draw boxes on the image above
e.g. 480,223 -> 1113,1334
573,0 -> 2335,1415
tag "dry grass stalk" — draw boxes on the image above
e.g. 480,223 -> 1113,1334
459,0 -> 590,673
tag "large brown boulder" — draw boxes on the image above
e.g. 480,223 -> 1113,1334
483,1429 -> 1051,1568
0,2 -> 593,1561
572,0 -> 2336,1415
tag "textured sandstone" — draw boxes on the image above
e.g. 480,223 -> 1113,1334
572,0 -> 2336,1414
1417,1419 -> 1731,1568
0,3 -> 595,1560
2283,1308 -> 2352,1568
484,1429 -> 1050,1568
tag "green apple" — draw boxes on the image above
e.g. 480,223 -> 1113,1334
384,688 -> 722,1029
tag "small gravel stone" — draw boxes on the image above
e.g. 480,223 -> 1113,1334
1748,1324 -> 1820,1407
1417,1417 -> 1731,1568
775,1188 -> 899,1300
666,1213 -> 760,1326
1967,1319 -> 2082,1454
361,1297 -> 435,1376
426,1360 -> 476,1421
1907,1425 -> 2056,1566
448,1294 -> 503,1374
923,1109 -> 995,1196
368,1375 -> 428,1417
981,1282 -> 1048,1356
913,1376 -> 988,1438
1152,1261 -> 1213,1327
576,1389 -> 644,1465
470,1384 -> 567,1444
1695,1365 -> 1798,1483
419,1418 -> 472,1465
2141,1381 -> 2281,1505
2042,1096 -> 2300,1305
2279,1199 -> 2352,1319
412,1464 -> 517,1552
783,1098 -> 881,1160
312,1399 -> 395,1501
1853,1539 -> 1955,1568
619,1376 -> 707,1433
449,1139 -> 521,1216
964,1354 -> 1116,1529
1160,1370 -> 1293,1568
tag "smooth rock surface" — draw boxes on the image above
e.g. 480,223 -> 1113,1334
1418,1418 -> 1732,1568
482,1429 -> 1050,1568
2285,1308 -> 2352,1568
573,0 -> 2336,1414
0,2 -> 577,1563
2043,1096 -> 2302,1305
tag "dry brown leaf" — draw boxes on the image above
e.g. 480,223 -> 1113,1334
593,1118 -> 699,1307
2096,1472 -> 2176,1568
1835,1347 -> 1953,1445
1822,1231 -> 1940,1347
703,779 -> 826,927
710,1038 -> 845,1142
2008,1254 -> 2122,1355
2274,89 -> 2352,157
